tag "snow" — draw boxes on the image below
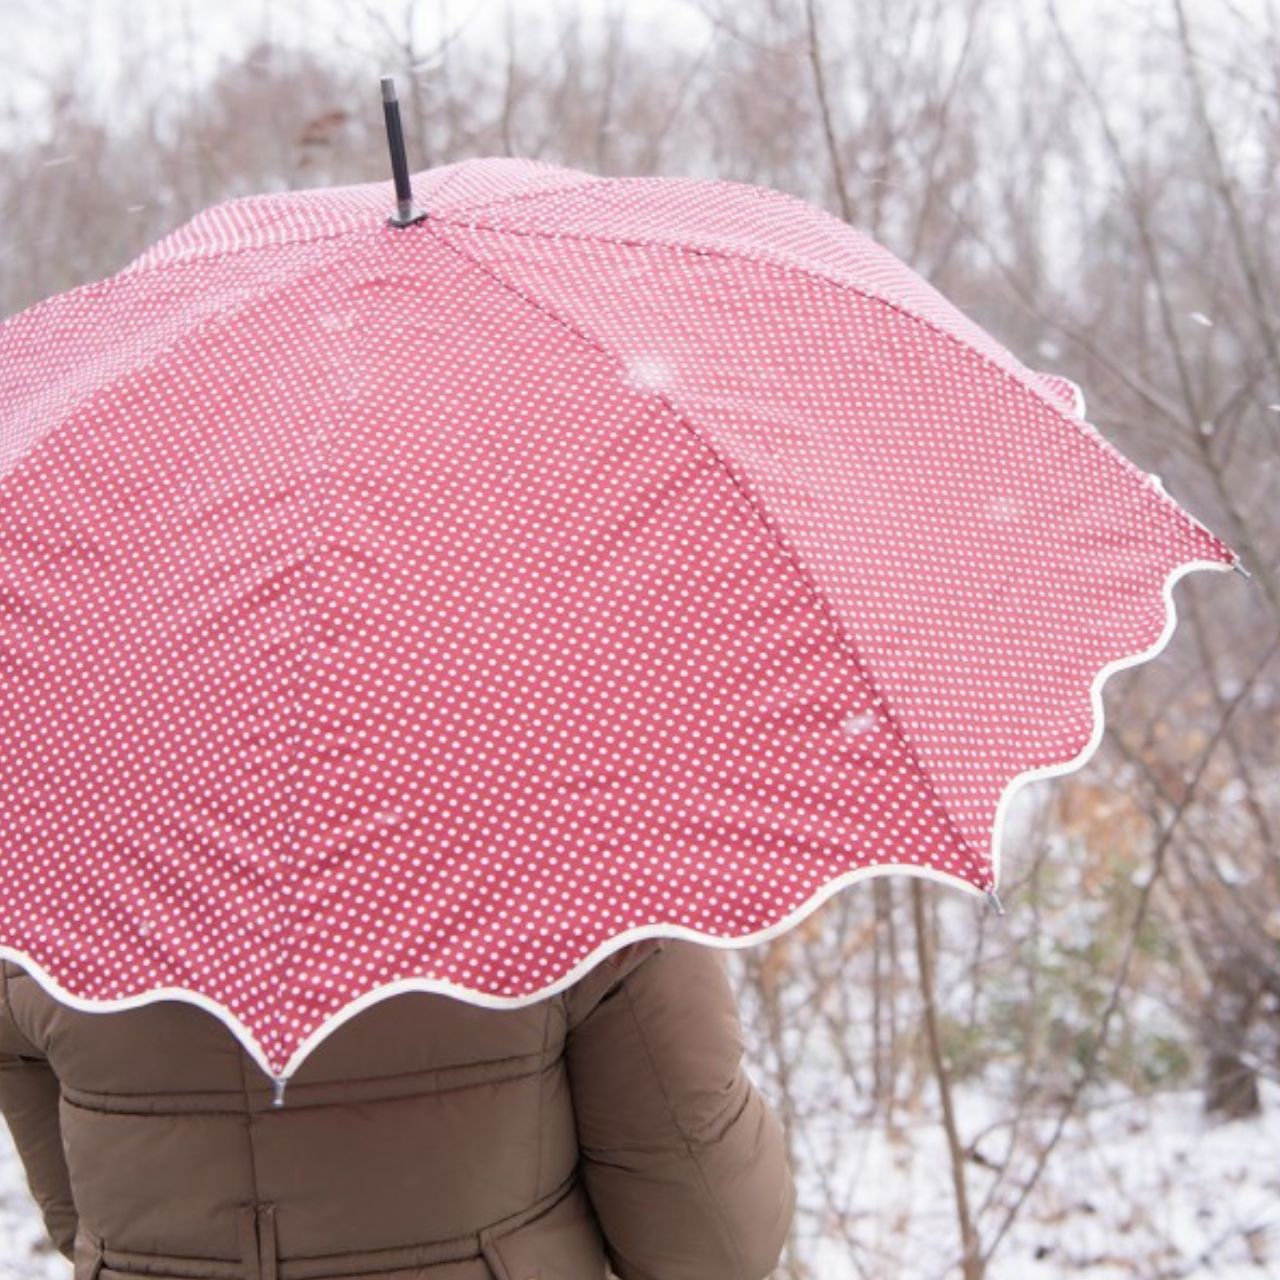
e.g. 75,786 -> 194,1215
796,1080 -> 1280,1278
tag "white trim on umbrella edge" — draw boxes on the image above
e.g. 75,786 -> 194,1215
0,554 -> 1240,1088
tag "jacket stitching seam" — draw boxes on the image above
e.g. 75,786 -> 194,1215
236,1052 -> 263,1212
535,1002 -> 550,1200
0,965 -> 46,1060
55,1057 -> 558,1116
619,978 -> 751,1278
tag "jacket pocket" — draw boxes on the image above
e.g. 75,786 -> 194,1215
478,1177 -> 606,1280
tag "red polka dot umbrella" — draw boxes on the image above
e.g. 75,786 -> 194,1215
0,154 -> 1241,1094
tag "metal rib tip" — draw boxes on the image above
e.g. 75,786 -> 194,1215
985,888 -> 1006,916
1232,557 -> 1252,579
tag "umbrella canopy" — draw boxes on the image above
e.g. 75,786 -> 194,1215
0,156 -> 1239,1086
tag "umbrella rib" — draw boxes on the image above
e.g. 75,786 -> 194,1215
422,203 -> 1236,887
419,217 -> 993,892
435,172 -> 615,225
2,231 -> 373,478
426,207 -> 1225,555
431,204 -> 1076,428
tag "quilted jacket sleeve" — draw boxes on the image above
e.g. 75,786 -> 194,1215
0,962 -> 78,1262
564,938 -> 796,1280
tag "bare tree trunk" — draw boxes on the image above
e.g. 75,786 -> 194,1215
1201,956 -> 1263,1119
911,881 -> 982,1280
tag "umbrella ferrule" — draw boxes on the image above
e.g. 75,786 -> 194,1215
380,75 -> 427,228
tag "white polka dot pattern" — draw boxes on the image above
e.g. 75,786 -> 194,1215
0,157 -> 1238,1080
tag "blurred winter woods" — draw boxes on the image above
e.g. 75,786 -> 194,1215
2,0 -> 1278,1276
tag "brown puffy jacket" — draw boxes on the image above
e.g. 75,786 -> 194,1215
0,937 -> 795,1280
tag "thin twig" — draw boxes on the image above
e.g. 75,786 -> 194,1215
979,629 -> 1280,1264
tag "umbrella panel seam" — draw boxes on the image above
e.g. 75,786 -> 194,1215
418,217 -> 992,887
423,208 -> 1219,552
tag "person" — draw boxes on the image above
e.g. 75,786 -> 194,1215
0,936 -> 796,1280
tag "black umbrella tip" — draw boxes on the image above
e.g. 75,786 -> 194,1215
379,73 -> 427,228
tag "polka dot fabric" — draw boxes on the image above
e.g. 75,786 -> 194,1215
0,157 -> 1239,1081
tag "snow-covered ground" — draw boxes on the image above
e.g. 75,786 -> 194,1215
798,1080 -> 1280,1278
3,1079 -> 1277,1278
